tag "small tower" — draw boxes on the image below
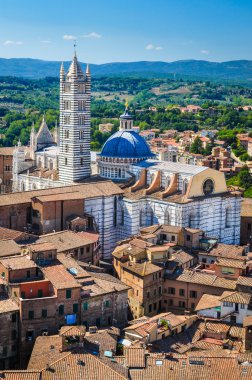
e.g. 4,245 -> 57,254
119,100 -> 134,130
30,122 -> 37,160
54,120 -> 60,146
59,51 -> 91,183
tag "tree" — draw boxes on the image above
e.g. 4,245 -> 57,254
238,166 -> 252,189
190,136 -> 203,154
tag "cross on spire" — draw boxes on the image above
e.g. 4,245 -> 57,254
74,40 -> 77,56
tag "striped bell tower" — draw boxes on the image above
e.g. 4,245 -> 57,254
59,52 -> 91,183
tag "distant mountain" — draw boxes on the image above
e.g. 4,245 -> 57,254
0,58 -> 252,81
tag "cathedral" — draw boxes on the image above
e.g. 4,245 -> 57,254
11,53 -> 242,259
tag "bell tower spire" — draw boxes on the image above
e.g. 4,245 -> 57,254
58,51 -> 91,183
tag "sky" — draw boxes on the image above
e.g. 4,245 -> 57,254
0,0 -> 252,64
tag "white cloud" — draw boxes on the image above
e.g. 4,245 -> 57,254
3,40 -> 23,45
145,43 -> 163,51
201,49 -> 210,55
40,40 -> 51,44
82,32 -> 102,39
63,35 -> 76,40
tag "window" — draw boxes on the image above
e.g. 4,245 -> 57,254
104,300 -> 110,308
64,101 -> 71,110
159,286 -> 162,295
179,289 -> 185,297
78,100 -> 86,111
65,144 -> 69,153
65,130 -> 69,138
11,329 -> 16,340
223,301 -> 233,307
66,289 -> 72,299
189,290 -> 197,299
225,207 -> 232,228
12,313 -> 16,323
79,115 -> 85,125
27,270 -> 30,278
171,235 -> 175,242
64,115 -> 71,124
149,304 -> 152,313
186,235 -> 191,242
36,267 -> 39,277
222,267 -> 235,276
147,292 -> 150,298
168,287 -> 175,295
41,309 -> 47,318
78,83 -> 85,92
64,84 -> 71,92
154,289 -> 157,296
2,347 -> 7,356
11,345 -> 16,352
26,330 -> 34,342
248,223 -> 251,231
80,158 -> 84,166
38,289 -> 43,298
168,299 -> 173,306
153,302 -> 157,310
28,310 -> 34,320
65,157 -> 68,166
73,303 -> 79,313
59,305 -> 64,315
179,301 -> 186,308
191,303 -> 195,310
83,302 -> 88,311
80,145 -> 84,154
21,291 -> 25,299
240,304 -> 245,309
79,130 -> 84,139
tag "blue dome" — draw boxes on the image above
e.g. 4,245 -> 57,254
100,130 -> 155,159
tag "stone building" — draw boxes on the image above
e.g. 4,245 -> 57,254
0,297 -> 19,370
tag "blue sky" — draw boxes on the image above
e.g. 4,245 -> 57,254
0,0 -> 252,63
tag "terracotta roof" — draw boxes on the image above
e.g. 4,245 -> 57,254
195,294 -> 221,311
173,249 -> 195,265
0,372 -> 41,379
59,325 -> 86,337
170,269 -> 237,290
237,276 -> 252,286
0,147 -> 16,155
38,230 -> 96,252
219,291 -> 252,304
0,180 -> 123,206
206,243 -> 245,259
0,254 -> 37,270
0,227 -> 26,241
0,298 -> 19,314
125,347 -> 145,368
121,261 -> 162,276
41,352 -> 127,379
41,263 -> 81,289
27,242 -> 56,252
0,239 -> 21,257
85,328 -> 118,354
27,335 -> 67,371
215,258 -> 246,269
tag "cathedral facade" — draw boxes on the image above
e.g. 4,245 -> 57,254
11,53 -> 242,259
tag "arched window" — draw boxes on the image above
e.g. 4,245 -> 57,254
188,212 -> 198,228
38,157 -> 42,168
118,168 -> 121,178
183,179 -> 188,195
139,210 -> 144,227
208,205 -> 214,231
21,182 -> 25,191
113,196 -> 117,227
226,207 -> 232,228
164,209 -> 170,225
49,160 -> 53,170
